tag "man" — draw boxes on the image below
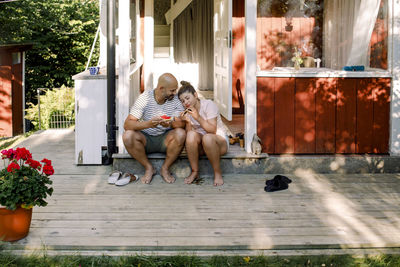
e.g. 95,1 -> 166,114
123,73 -> 186,184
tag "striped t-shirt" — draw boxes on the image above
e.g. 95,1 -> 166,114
129,89 -> 184,136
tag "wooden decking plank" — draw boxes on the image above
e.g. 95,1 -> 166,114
4,129 -> 400,254
30,218 -> 400,230
12,236 -> 400,250
47,192 -> 400,200
34,203 -> 400,213
26,227 -> 400,239
31,211 -> 400,221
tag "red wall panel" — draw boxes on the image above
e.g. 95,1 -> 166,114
232,0 -> 245,114
372,78 -> 390,153
315,78 -> 336,153
274,78 -> 295,153
336,78 -> 357,153
0,65 -> 12,137
356,79 -> 374,153
12,63 -> 23,135
295,78 -> 316,153
257,78 -> 275,153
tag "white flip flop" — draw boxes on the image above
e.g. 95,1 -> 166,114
108,171 -> 122,184
115,173 -> 138,186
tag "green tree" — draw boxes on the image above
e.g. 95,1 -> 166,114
0,0 -> 99,103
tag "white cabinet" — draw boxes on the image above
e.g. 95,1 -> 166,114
73,72 -> 108,164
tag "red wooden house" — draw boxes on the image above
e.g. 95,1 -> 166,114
74,0 -> 400,164
0,44 -> 32,137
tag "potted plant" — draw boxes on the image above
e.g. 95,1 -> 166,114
291,47 -> 303,70
0,147 -> 54,242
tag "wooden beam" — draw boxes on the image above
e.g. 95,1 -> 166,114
165,0 -> 192,25
244,0 -> 257,153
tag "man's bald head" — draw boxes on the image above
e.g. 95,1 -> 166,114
156,73 -> 178,102
157,73 -> 178,89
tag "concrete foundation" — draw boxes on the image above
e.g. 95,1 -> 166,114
113,152 -> 400,178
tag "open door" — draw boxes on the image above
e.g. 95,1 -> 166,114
214,0 -> 232,121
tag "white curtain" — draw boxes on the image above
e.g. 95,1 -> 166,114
173,0 -> 213,89
323,0 -> 380,69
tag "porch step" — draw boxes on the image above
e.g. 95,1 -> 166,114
112,152 -> 400,178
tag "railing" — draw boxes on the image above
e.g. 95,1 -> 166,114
49,110 -> 75,129
37,87 -> 75,130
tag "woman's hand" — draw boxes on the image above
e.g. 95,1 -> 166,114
185,108 -> 200,121
179,111 -> 191,123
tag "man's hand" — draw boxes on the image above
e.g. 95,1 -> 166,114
159,120 -> 172,128
148,117 -> 163,128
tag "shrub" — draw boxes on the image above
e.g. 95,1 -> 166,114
25,86 -> 75,130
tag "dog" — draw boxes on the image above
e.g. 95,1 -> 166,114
251,134 -> 262,155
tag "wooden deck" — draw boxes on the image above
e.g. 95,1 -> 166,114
3,129 -> 400,256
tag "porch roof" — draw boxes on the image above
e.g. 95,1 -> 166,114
0,43 -> 33,52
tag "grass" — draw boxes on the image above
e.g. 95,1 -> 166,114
0,131 -> 36,151
0,253 -> 400,267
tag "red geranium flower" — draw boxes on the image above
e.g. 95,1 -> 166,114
1,149 -> 15,159
7,162 -> 20,172
26,158 -> 42,170
43,164 -> 54,176
41,158 -> 52,166
14,147 -> 32,161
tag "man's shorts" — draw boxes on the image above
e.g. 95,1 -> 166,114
143,131 -> 170,153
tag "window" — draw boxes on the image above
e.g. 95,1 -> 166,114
257,0 -> 388,70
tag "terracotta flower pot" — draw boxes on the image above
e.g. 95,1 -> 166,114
0,206 -> 33,242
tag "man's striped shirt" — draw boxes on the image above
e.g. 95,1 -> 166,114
129,89 -> 184,136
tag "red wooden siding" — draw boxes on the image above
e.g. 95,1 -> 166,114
295,78 -> 316,153
257,77 -> 274,152
274,78 -> 295,153
315,78 -> 336,153
257,77 -> 391,154
232,0 -> 245,114
12,63 -> 23,135
0,65 -> 12,137
336,78 -> 357,153
356,79 -> 374,153
372,78 -> 390,153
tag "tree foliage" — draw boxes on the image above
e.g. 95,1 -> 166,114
0,0 -> 99,102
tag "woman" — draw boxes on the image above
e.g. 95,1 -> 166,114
178,81 -> 228,186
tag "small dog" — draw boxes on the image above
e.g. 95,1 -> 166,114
251,134 -> 262,155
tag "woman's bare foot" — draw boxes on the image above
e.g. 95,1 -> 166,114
160,166 -> 176,183
213,172 -> 224,186
184,171 -> 199,184
141,168 -> 156,184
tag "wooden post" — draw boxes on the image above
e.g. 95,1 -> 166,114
117,0 -> 131,154
244,0 -> 257,153
143,0 -> 154,90
390,0 -> 400,155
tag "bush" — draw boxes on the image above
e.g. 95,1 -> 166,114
25,86 -> 75,130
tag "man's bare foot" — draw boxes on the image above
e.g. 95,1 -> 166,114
160,166 -> 175,183
141,168 -> 156,184
184,171 -> 199,184
213,173 -> 224,186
